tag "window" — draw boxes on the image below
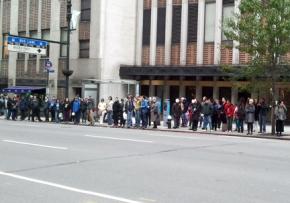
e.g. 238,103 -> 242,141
29,31 -> 38,58
188,4 -> 198,43
81,0 -> 91,21
172,6 -> 182,44
2,34 -> 9,59
79,40 -> 89,58
157,8 -> 166,45
60,28 -> 67,57
18,32 -> 26,59
222,5 -> 234,40
41,29 -> 50,57
204,2 -> 216,42
142,9 -> 151,46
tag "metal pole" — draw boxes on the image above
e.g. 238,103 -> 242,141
65,0 -> 72,98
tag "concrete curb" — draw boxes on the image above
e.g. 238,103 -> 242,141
1,117 -> 289,141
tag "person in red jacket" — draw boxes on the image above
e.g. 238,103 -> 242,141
225,100 -> 235,132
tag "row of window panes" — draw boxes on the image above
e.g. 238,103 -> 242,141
2,30 -> 89,59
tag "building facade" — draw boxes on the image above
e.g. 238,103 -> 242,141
120,0 -> 290,105
0,0 -> 137,101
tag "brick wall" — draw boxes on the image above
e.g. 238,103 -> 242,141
142,46 -> 150,65
16,60 -> 25,78
156,46 -> 165,65
18,0 -> 27,32
203,43 -> 214,65
79,22 -> 90,40
0,59 -> 8,78
60,0 -> 67,28
158,0 -> 166,7
27,60 -> 37,78
29,0 -> 39,31
221,42 -> 233,65
144,0 -> 151,9
239,52 -> 251,65
186,43 -> 197,65
41,0 -> 51,29
171,44 -> 180,65
173,0 -> 182,5
2,0 -> 11,33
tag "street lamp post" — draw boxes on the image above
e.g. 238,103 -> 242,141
62,0 -> 73,98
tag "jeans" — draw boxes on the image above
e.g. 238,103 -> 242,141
107,110 -> 113,125
141,109 -> 148,128
55,110 -> 60,123
181,113 -> 188,127
203,115 -> 212,130
237,119 -> 244,133
135,110 -> 141,127
227,117 -> 233,131
127,111 -> 133,127
259,115 -> 267,133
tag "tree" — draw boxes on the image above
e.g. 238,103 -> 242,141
224,0 -> 290,135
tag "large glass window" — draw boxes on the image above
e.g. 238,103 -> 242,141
29,31 -> 38,58
142,9 -> 151,46
222,5 -> 234,40
60,28 -> 67,57
41,29 -> 50,58
79,40 -> 89,58
172,6 -> 182,44
157,8 -> 166,45
204,2 -> 216,42
81,0 -> 91,21
18,32 -> 26,59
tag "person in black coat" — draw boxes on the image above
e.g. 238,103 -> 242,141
191,99 -> 201,131
172,98 -> 182,129
112,97 -> 121,127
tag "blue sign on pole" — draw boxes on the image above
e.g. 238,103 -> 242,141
7,36 -> 48,55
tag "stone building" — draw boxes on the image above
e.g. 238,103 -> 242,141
0,0 -> 137,101
120,0 -> 290,105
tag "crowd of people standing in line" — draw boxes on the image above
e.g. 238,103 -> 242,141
0,94 -> 287,136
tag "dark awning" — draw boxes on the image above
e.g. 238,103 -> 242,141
119,65 -> 242,79
1,86 -> 46,94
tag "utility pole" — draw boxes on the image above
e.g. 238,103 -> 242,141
62,0 -> 73,98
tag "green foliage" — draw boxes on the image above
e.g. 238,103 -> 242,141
224,0 -> 290,77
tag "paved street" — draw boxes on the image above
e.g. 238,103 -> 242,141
0,119 -> 290,203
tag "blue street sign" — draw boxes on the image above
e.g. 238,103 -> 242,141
8,36 -> 48,47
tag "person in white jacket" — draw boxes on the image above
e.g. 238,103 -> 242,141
98,98 -> 107,124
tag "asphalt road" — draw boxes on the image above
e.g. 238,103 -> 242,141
0,119 -> 290,203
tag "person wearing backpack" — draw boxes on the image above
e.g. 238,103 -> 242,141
235,101 -> 246,133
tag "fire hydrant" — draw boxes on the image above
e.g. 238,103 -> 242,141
167,115 -> 172,129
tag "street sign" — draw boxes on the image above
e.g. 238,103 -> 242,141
7,36 -> 48,56
44,60 -> 55,73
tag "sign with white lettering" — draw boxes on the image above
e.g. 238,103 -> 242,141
7,36 -> 48,56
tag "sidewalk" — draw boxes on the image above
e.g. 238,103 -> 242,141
1,116 -> 289,141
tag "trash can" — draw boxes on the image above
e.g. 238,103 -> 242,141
167,115 -> 172,129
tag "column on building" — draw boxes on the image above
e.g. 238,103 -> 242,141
8,0 -> 19,86
231,86 -> 238,104
0,0 -> 3,59
24,0 -> 30,73
164,0 -> 173,65
150,0 -> 158,65
136,0 -> 143,66
232,0 -> 240,64
214,0 -> 223,64
48,0 -> 61,97
180,0 -> 188,65
213,76 -> 219,99
196,0 -> 205,64
149,76 -> 155,96
36,0 -> 42,73
179,76 -> 185,97
196,76 -> 202,101
163,76 -> 170,100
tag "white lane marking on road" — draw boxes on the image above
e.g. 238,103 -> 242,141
0,171 -> 143,203
84,135 -> 153,143
2,140 -> 68,150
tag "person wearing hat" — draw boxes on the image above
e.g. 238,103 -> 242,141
172,98 -> 182,129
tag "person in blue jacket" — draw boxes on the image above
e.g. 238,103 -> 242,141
72,97 -> 81,124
